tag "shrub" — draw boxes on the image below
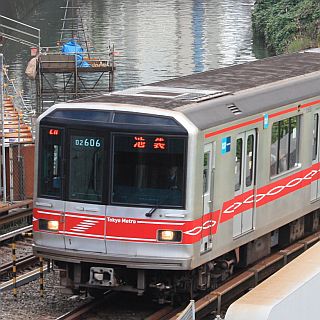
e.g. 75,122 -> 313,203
252,0 -> 320,54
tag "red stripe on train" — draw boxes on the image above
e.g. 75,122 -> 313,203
219,164 -> 319,222
205,99 -> 320,138
33,209 -> 220,244
33,162 -> 320,244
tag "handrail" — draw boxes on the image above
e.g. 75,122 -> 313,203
0,33 -> 38,48
0,15 -> 40,31
3,67 -> 33,114
0,14 -> 40,49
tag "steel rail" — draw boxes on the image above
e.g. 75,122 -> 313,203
0,225 -> 32,243
55,291 -> 113,320
55,298 -> 100,320
0,207 -> 33,225
0,254 -> 38,276
0,264 -> 48,291
145,306 -> 181,320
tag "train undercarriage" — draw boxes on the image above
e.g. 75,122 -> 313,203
53,210 -> 320,304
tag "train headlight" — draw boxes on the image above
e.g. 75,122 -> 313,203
39,219 -> 59,232
157,230 -> 182,242
48,220 -> 59,231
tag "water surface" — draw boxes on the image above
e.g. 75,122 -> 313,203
1,0 -> 269,108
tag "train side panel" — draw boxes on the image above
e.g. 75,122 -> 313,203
202,95 -> 320,263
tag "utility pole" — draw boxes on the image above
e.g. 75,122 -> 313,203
0,54 -> 6,203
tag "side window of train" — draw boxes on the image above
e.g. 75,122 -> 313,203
270,115 -> 300,176
312,113 -> 319,161
235,138 -> 243,191
203,142 -> 216,216
246,134 -> 254,187
203,151 -> 210,193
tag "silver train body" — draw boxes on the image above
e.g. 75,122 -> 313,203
33,49 -> 320,302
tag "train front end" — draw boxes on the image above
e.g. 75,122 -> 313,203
33,103 -> 201,302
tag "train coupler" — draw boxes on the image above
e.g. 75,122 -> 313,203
89,267 -> 118,287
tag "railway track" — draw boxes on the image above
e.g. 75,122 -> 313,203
170,231 -> 320,320
0,241 -> 38,288
145,306 -> 183,320
0,253 -> 38,277
0,201 -> 33,238
48,232 -> 320,320
0,210 -> 39,290
53,292 -> 178,320
0,204 -> 33,225
56,294 -> 111,320
0,231 -> 318,320
0,208 -> 317,320
0,225 -> 33,242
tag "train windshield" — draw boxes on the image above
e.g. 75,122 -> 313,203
111,134 -> 186,207
68,134 -> 105,202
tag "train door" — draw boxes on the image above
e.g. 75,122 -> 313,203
311,112 -> 320,201
63,130 -> 107,253
201,142 -> 216,253
233,130 -> 256,237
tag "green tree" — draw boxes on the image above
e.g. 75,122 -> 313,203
252,0 -> 320,54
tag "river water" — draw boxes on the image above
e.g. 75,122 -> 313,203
1,0 -> 270,108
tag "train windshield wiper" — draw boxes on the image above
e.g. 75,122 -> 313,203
145,206 -> 158,217
145,191 -> 172,217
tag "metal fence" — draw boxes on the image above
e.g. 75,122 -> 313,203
177,300 -> 196,320
0,143 -> 34,203
0,54 -> 35,204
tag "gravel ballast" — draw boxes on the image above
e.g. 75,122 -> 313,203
0,271 -> 89,320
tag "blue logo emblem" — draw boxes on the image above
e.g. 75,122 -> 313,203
264,114 -> 269,129
222,136 -> 231,154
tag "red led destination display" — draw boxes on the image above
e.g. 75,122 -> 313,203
133,136 -> 167,150
48,128 -> 60,136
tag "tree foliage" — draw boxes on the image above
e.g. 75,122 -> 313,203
252,0 -> 320,54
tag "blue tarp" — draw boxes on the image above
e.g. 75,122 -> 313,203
61,39 -> 90,67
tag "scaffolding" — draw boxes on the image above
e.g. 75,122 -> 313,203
36,0 -> 115,113
0,14 -> 39,133
0,7 -> 116,203
0,55 -> 34,205
0,16 -> 38,205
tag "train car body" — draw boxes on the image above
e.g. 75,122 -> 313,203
33,49 -> 320,302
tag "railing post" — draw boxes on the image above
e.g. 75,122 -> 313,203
11,241 -> 17,298
0,54 -> 6,203
39,256 -> 44,297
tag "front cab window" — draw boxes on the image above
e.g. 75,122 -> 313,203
39,127 -> 63,198
112,134 -> 186,208
68,134 -> 105,202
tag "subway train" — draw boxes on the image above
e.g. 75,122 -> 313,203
33,49 -> 320,303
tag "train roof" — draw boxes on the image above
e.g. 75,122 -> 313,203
74,49 -> 320,130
